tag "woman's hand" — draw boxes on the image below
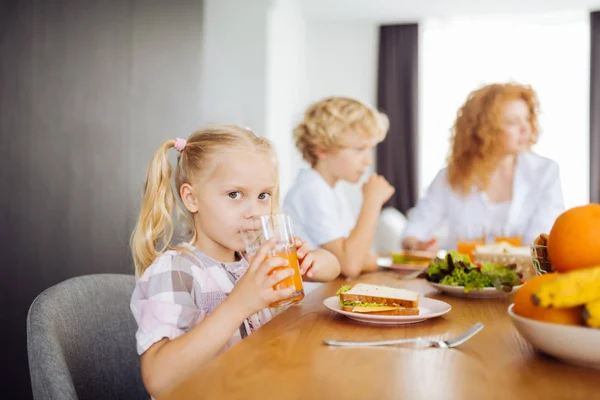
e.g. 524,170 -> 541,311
402,237 -> 439,253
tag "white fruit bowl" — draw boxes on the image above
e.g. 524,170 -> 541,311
508,304 -> 600,370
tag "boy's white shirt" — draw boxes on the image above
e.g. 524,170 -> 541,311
283,168 -> 356,250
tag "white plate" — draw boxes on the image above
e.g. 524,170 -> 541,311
508,304 -> 600,370
323,296 -> 451,325
428,282 -> 523,298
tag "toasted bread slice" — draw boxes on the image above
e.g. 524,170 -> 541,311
339,283 -> 419,308
342,305 -> 420,316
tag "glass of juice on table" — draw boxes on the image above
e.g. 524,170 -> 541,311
241,214 -> 304,307
492,225 -> 522,247
456,225 -> 486,261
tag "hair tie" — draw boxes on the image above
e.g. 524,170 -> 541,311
174,138 -> 187,152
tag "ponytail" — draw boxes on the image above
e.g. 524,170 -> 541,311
131,139 -> 178,276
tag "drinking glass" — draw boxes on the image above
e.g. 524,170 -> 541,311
241,214 -> 304,307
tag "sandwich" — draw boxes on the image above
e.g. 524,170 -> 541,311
336,283 -> 420,315
391,251 -> 434,267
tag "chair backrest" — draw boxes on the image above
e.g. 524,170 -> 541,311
374,207 -> 408,254
27,274 -> 148,400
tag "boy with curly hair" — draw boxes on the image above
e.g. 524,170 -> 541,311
284,96 -> 394,279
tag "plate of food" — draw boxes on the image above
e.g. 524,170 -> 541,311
420,251 -> 524,298
377,250 -> 437,272
323,283 -> 451,325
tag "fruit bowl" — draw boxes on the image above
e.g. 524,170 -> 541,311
508,304 -> 600,370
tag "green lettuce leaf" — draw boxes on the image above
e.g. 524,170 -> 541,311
336,285 -> 352,296
339,300 -> 388,308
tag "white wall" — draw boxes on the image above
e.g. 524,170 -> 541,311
266,1 -> 308,198
304,20 -> 379,215
300,0 -> 600,23
200,0 -> 270,134
201,0 -> 309,202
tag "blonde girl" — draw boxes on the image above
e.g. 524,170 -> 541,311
130,125 -> 339,398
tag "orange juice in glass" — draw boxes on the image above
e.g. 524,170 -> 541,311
267,250 -> 304,301
456,225 -> 486,261
492,226 -> 522,247
494,236 -> 522,246
242,214 -> 304,308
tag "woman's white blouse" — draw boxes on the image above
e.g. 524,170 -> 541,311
402,152 -> 565,249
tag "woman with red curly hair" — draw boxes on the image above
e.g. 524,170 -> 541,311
402,83 -> 565,251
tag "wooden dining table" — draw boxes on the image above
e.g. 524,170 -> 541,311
160,271 -> 600,400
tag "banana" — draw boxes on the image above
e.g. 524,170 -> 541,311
532,266 -> 600,308
583,299 -> 600,328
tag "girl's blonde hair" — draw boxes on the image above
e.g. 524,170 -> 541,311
447,83 -> 540,195
130,125 -> 279,276
294,96 -> 389,166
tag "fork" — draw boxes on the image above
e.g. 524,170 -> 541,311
323,322 -> 484,348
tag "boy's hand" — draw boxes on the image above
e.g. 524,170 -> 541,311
362,174 -> 395,208
294,237 -> 319,278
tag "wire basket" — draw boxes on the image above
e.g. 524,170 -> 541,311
530,244 -> 553,275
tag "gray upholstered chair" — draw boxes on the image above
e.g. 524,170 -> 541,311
27,274 -> 148,400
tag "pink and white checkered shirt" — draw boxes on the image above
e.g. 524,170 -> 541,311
130,243 -> 273,355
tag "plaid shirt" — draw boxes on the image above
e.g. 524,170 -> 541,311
130,243 -> 273,355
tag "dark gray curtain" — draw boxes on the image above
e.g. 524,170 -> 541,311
0,1 -> 203,398
376,24 -> 419,215
591,11 -> 600,203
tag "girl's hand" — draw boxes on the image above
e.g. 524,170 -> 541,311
229,238 -> 296,317
295,237 -> 319,278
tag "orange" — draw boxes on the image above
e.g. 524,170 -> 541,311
513,273 -> 582,326
547,204 -> 600,273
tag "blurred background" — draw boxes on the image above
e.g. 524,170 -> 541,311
2,0 -> 599,397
